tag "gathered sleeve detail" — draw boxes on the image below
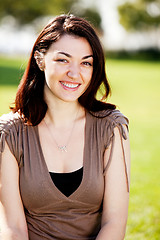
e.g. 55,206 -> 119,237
0,128 -> 5,166
0,112 -> 24,168
95,110 -> 129,192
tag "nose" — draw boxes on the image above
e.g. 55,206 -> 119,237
67,63 -> 80,80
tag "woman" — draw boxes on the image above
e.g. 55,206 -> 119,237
0,14 -> 130,240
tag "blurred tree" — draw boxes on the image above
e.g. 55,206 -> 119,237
0,0 -> 102,32
0,0 -> 77,24
118,0 -> 160,31
75,7 -> 102,33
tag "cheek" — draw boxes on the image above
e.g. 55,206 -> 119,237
82,66 -> 93,79
45,63 -> 56,74
85,70 -> 93,84
44,64 -> 62,80
84,74 -> 92,92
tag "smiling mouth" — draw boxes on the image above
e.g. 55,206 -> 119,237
60,81 -> 80,89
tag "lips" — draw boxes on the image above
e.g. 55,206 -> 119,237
60,81 -> 80,90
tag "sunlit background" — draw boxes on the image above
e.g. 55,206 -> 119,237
0,0 -> 160,54
0,0 -> 160,239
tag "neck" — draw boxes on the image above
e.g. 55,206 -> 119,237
43,102 -> 85,153
44,101 -> 83,128
43,83 -> 84,127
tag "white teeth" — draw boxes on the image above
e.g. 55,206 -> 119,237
61,82 -> 79,88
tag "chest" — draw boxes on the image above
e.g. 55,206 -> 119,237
19,121 -> 105,214
38,120 -> 85,173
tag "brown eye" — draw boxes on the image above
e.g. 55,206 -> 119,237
82,61 -> 92,66
56,59 -> 68,63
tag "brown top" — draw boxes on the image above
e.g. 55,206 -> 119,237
0,109 -> 129,240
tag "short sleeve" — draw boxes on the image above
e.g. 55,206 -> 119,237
90,109 -> 129,148
0,112 -> 24,168
104,110 -> 129,192
90,109 -> 129,192
103,110 -> 129,149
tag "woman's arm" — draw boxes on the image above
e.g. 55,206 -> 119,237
96,126 -> 130,240
0,142 -> 29,240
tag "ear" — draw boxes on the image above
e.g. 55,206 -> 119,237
34,50 -> 45,71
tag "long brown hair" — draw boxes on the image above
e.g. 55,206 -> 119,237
12,14 -> 116,125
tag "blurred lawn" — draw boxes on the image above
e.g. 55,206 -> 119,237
0,56 -> 160,239
0,56 -> 26,114
106,59 -> 160,239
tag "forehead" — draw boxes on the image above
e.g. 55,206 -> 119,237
47,34 -> 93,56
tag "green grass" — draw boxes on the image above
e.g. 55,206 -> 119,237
106,59 -> 160,239
0,56 -> 160,239
0,56 -> 26,114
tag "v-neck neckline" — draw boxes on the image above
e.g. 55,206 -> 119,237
34,110 -> 90,201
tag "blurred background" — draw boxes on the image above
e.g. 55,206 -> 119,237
0,0 -> 160,239
0,0 -> 160,57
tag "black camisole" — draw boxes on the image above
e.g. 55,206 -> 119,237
49,167 -> 83,197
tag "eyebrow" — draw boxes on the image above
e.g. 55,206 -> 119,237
57,51 -> 93,60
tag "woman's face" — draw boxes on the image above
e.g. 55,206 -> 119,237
42,34 -> 93,104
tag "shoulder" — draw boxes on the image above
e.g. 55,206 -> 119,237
88,109 -> 129,148
0,112 -> 24,151
0,112 -> 24,134
0,112 -> 25,165
89,109 -> 129,128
